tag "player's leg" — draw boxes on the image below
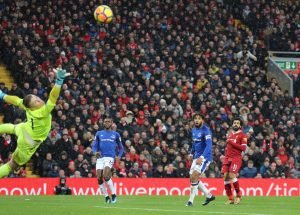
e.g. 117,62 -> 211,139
0,124 -> 16,177
230,172 -> 242,204
186,159 -> 198,206
103,158 -> 117,203
196,160 -> 215,206
223,172 -> 234,204
96,158 -> 110,203
229,159 -> 242,205
97,169 -> 110,203
0,123 -> 15,134
0,124 -> 27,178
0,157 -> 18,178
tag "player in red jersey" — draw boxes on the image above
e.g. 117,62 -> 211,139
221,118 -> 247,205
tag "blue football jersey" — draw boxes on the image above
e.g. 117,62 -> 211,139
92,130 -> 124,158
190,124 -> 212,161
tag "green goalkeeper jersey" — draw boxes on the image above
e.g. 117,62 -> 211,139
21,99 -> 55,141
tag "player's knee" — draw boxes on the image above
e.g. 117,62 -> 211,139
104,176 -> 111,182
229,173 -> 236,179
223,173 -> 230,181
190,173 -> 199,183
97,177 -> 103,184
9,159 -> 19,171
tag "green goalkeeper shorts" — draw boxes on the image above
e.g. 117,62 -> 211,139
12,123 -> 42,165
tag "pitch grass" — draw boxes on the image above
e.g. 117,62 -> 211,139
0,196 -> 298,215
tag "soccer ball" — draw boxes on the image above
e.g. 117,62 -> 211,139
94,5 -> 113,24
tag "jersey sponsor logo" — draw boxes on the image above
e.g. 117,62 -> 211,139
101,139 -> 115,142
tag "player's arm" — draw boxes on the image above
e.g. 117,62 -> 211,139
48,68 -> 70,105
201,129 -> 213,160
227,135 -> 247,151
0,90 -> 25,109
92,132 -> 100,158
188,141 -> 195,157
116,133 -> 124,158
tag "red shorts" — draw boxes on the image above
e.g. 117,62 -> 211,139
221,157 -> 242,174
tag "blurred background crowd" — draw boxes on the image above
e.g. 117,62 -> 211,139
0,0 -> 299,179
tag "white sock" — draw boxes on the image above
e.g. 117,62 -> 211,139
99,183 -> 108,197
188,182 -> 199,203
198,180 -> 212,198
106,178 -> 116,195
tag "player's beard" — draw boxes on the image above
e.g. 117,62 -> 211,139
105,125 -> 112,130
195,121 -> 203,128
232,126 -> 240,131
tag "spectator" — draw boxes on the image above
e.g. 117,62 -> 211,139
264,162 -> 281,178
128,162 -> 141,178
240,160 -> 258,178
42,153 -> 58,177
260,158 -> 270,177
277,147 -> 289,166
164,164 -> 178,178
141,162 -> 153,178
177,162 -> 189,178
57,151 -> 70,172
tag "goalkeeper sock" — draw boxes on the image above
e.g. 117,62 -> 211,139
188,181 -> 199,203
198,180 -> 212,198
0,163 -> 12,178
99,183 -> 108,197
224,181 -> 233,200
232,178 -> 241,197
106,178 -> 116,195
0,124 -> 15,134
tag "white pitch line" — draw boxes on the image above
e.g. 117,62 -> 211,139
95,206 -> 271,215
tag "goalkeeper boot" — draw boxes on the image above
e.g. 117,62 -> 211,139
202,195 -> 216,206
111,194 -> 117,204
185,201 -> 193,207
105,196 -> 111,204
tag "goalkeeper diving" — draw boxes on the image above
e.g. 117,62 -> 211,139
0,68 -> 70,178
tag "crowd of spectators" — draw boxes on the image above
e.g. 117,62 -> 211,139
0,0 -> 299,179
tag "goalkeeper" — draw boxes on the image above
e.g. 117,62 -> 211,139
0,68 -> 70,178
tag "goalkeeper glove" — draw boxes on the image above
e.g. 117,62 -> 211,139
53,68 -> 70,85
0,89 -> 7,100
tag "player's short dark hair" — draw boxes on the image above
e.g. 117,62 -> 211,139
23,94 -> 33,108
103,114 -> 112,121
193,112 -> 205,120
233,117 -> 243,126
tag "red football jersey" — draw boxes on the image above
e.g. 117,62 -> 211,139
225,130 -> 247,158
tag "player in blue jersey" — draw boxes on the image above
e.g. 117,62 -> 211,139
186,113 -> 215,207
92,116 -> 124,204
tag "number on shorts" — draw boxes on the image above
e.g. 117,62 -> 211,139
232,164 -> 237,171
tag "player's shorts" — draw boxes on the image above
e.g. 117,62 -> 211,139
13,123 -> 42,165
96,157 -> 114,170
221,157 -> 242,174
189,158 -> 211,175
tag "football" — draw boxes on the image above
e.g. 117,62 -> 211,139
94,5 -> 113,24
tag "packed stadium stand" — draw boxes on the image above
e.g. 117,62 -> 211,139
0,0 -> 299,179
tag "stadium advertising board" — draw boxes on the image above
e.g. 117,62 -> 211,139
0,178 -> 299,196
